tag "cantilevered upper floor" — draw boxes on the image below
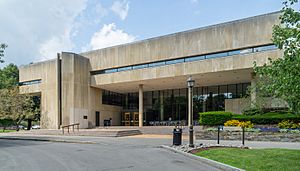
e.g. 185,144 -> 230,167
20,11 -> 282,93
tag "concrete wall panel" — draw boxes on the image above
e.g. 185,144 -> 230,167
81,12 -> 280,71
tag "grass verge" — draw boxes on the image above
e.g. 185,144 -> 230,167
0,129 -> 17,133
195,148 -> 300,171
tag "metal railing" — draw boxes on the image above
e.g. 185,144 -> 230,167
61,123 -> 80,134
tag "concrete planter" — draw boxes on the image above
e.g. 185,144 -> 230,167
196,130 -> 300,142
223,126 -> 242,132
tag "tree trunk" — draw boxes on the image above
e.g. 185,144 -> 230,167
27,119 -> 32,130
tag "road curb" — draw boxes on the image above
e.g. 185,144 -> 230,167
161,145 -> 245,171
0,136 -> 96,144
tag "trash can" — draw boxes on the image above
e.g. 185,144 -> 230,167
173,127 -> 182,146
104,120 -> 110,127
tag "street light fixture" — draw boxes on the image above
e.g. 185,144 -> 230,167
187,76 -> 195,147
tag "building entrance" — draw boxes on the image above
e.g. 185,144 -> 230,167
122,111 -> 139,126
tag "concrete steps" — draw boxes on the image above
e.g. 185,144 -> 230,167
10,128 -> 142,137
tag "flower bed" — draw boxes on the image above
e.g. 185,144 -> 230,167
196,129 -> 300,142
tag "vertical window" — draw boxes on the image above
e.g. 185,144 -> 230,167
227,84 -> 237,99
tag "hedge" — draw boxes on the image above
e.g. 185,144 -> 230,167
199,111 -> 232,126
0,119 -> 14,126
232,112 -> 300,125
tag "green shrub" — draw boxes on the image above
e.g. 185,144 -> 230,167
242,108 -> 262,116
245,128 -> 261,132
290,130 -> 300,134
232,112 -> 300,125
199,111 -> 232,126
279,129 -> 289,133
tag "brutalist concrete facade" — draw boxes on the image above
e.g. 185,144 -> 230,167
19,12 -> 285,129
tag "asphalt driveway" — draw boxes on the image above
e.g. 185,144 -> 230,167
0,138 -> 220,171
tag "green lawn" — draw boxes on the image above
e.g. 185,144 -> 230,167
0,129 -> 17,133
195,148 -> 300,171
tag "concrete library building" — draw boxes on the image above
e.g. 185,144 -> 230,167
19,12 -> 286,129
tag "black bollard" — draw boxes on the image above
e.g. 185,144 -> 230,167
217,125 -> 220,144
242,127 -> 245,146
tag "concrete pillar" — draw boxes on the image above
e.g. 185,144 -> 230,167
251,72 -> 257,107
139,84 -> 143,127
160,91 -> 164,121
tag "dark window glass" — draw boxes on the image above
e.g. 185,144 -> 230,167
90,70 -> 104,75
219,85 -> 228,99
179,88 -> 187,121
148,61 -> 165,67
163,90 -> 174,121
118,66 -> 132,72
228,84 -> 237,99
253,45 -> 277,52
105,69 -> 117,74
201,87 -> 208,112
132,64 -> 148,70
217,85 -> 227,111
144,91 -> 152,109
228,50 -> 241,56
206,52 -> 228,59
102,90 -> 124,106
242,83 -> 251,97
207,86 -> 219,111
127,93 -> 138,109
185,55 -> 205,62
237,83 -> 243,98
166,59 -> 184,65
239,48 -> 253,54
19,79 -> 42,86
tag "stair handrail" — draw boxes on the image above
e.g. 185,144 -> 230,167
61,123 -> 80,134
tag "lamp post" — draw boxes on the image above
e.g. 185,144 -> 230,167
187,76 -> 195,147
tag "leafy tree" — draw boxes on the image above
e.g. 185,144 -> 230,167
0,63 -> 19,89
0,43 -> 7,63
254,0 -> 300,114
0,87 -> 37,131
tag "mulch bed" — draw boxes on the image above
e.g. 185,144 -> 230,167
189,146 -> 249,154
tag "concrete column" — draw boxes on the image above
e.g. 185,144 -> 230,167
139,84 -> 143,127
160,91 -> 164,121
251,72 -> 257,107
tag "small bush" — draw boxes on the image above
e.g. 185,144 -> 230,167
243,108 -> 262,116
224,120 -> 240,127
199,111 -> 232,126
238,121 -> 254,128
278,120 -> 300,129
224,120 -> 254,128
232,112 -> 300,124
279,129 -> 289,133
290,130 -> 300,134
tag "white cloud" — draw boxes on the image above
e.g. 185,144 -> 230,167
191,0 -> 198,3
0,0 -> 88,65
111,0 -> 130,20
88,23 -> 135,50
39,29 -> 74,61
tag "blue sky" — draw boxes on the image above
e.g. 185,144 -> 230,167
0,0 -> 297,67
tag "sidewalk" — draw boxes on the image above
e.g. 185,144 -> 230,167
1,133 -> 300,150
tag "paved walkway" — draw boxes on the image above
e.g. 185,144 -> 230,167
1,133 -> 300,149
